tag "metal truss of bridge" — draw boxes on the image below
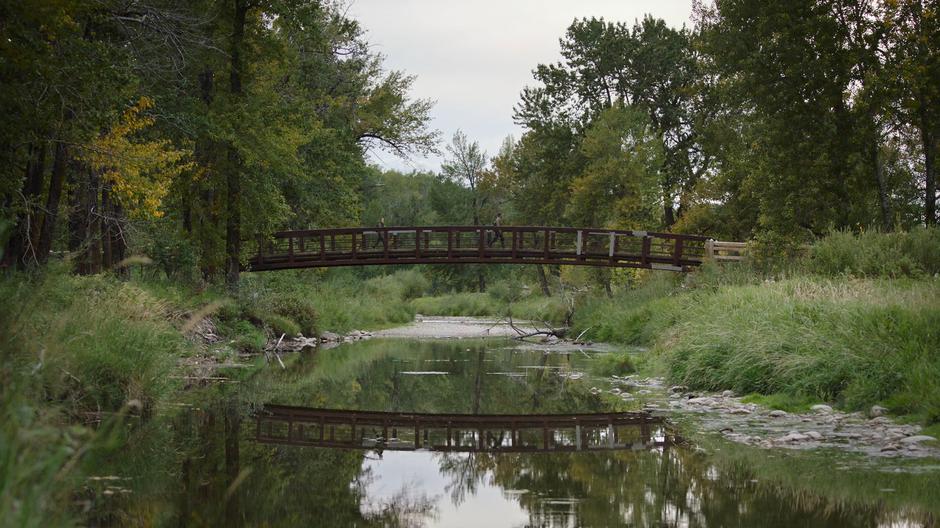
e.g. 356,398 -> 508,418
254,404 -> 671,453
246,225 -> 712,272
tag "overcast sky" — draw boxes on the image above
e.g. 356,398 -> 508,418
347,0 -> 696,173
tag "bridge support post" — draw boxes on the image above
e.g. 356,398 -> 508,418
673,238 -> 684,267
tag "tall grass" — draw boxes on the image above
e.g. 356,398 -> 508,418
0,266 -> 191,525
808,227 -> 940,278
568,229 -> 940,423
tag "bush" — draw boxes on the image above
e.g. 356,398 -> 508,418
412,292 -> 499,317
809,228 -> 940,278
0,270 -> 182,418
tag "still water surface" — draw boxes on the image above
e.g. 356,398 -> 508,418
91,338 -> 940,526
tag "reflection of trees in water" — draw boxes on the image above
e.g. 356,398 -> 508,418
435,445 -> 924,527
255,339 -> 603,416
361,484 -> 439,528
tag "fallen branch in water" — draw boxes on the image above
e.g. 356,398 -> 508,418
506,315 -> 568,340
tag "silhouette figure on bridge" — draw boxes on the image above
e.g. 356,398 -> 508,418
488,212 -> 504,248
372,217 -> 386,248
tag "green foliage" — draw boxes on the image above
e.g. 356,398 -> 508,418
567,231 -> 940,424
412,292 -> 500,317
0,268 -> 182,418
569,104 -> 662,228
809,228 -> 940,278
411,291 -> 569,325
0,266 -> 198,526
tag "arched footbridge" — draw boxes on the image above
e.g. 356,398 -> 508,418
246,225 -> 743,272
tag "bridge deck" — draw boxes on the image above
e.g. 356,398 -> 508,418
255,404 -> 669,453
247,225 -> 709,272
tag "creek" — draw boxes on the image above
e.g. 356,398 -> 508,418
84,320 -> 940,526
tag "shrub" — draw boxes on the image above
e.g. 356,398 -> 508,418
808,228 -> 940,278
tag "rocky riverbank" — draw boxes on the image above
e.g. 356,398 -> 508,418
605,375 -> 940,459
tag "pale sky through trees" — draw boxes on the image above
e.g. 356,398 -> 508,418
348,0 -> 696,172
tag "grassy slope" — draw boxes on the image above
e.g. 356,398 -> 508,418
570,228 -> 940,425
0,266 -> 428,525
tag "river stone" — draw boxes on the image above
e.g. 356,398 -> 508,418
669,385 -> 688,393
870,405 -> 888,417
320,331 -> 341,342
687,397 -> 714,405
811,404 -> 834,414
779,431 -> 809,442
769,410 -> 788,418
805,431 -> 823,440
900,435 -> 937,445
721,390 -> 735,398
728,408 -> 751,415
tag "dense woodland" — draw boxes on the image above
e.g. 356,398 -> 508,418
1,0 -> 938,287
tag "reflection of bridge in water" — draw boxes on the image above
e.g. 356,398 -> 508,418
255,404 -> 671,453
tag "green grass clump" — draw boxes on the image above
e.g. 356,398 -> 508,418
659,278 -> 940,415
0,268 -> 183,418
809,227 -> 940,278
412,292 -> 501,317
411,291 -> 570,326
0,266 -> 195,526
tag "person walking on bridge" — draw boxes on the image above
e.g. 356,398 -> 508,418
488,212 -> 505,248
372,217 -> 386,249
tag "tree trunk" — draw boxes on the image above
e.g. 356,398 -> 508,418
101,187 -> 113,269
67,163 -> 84,254
85,169 -> 102,274
663,200 -> 675,228
4,142 -> 47,267
225,0 -> 248,290
872,141 -> 893,231
37,142 -> 67,264
536,264 -> 550,296
923,123 -> 936,226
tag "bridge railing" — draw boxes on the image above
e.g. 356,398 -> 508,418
247,225 -> 710,271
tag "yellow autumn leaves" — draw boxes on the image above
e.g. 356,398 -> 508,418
80,97 -> 192,218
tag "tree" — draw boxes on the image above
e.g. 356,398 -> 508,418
568,104 -> 662,229
441,130 -> 491,291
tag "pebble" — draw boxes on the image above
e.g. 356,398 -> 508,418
811,404 -> 833,414
721,390 -> 735,398
769,410 -> 788,418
